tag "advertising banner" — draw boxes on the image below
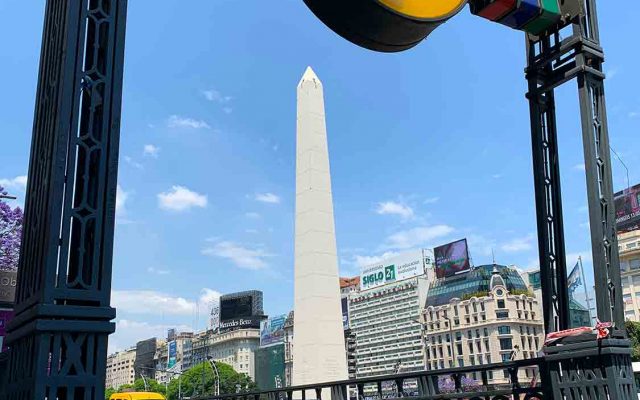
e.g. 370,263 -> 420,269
219,316 -> 263,333
0,309 -> 14,352
360,250 -> 425,291
341,297 -> 349,330
0,270 -> 17,304
615,183 -> 640,233
168,340 -> 177,369
260,314 -> 287,347
434,238 -> 471,278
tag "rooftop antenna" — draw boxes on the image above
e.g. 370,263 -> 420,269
492,248 -> 497,265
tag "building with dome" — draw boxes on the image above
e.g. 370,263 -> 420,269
422,264 -> 544,385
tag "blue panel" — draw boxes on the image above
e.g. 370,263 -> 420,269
499,0 -> 541,29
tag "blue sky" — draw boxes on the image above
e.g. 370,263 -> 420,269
1,1 -> 638,352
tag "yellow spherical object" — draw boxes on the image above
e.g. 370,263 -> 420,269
378,0 -> 468,20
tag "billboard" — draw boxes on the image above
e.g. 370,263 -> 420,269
615,184 -> 640,233
341,297 -> 349,330
360,250 -> 425,291
434,239 -> 471,278
0,271 -> 17,304
0,309 -> 14,352
220,291 -> 263,323
219,316 -> 263,333
168,340 -> 177,369
260,314 -> 287,347
255,344 -> 285,391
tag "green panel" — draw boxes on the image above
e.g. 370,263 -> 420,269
255,344 -> 285,391
523,0 -> 561,35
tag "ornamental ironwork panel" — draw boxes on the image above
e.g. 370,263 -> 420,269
3,0 -> 127,399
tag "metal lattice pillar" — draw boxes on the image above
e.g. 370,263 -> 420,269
3,1 -> 127,399
573,0 -> 624,329
526,36 -> 570,334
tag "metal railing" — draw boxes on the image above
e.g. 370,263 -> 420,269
199,358 -> 545,400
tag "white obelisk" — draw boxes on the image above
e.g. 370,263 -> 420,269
293,67 -> 348,389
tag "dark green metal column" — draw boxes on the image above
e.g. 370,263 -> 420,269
3,1 -> 127,399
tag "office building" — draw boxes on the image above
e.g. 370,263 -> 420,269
620,230 -> 640,321
105,347 -> 136,390
423,265 -> 544,385
350,276 -> 429,378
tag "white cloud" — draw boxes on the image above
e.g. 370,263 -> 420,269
383,225 -> 454,250
202,89 -> 232,104
167,115 -> 210,129
245,229 -> 259,234
158,185 -> 207,212
606,67 -> 618,80
629,111 -> 640,119
245,212 -> 261,219
0,175 -> 27,190
573,163 -> 586,171
492,174 -> 503,179
376,201 -> 414,220
143,144 -> 160,158
424,197 -> 439,205
115,185 -> 129,217
501,234 -> 535,253
124,156 -> 143,170
147,267 -> 170,275
255,193 -> 281,204
202,240 -> 273,270
223,107 -> 233,115
199,288 -> 221,306
112,290 -> 196,315
566,251 -> 592,267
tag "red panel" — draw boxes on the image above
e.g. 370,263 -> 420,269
478,0 -> 517,21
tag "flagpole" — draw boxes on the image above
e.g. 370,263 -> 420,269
578,256 -> 594,323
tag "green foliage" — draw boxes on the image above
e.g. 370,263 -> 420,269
105,387 -> 116,400
511,288 -> 534,297
625,320 -> 640,362
461,291 -> 489,300
115,379 -> 166,396
165,362 -> 258,400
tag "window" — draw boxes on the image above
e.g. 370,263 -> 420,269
438,335 -> 442,344
476,329 -> 480,338
456,332 -> 462,341
447,346 -> 451,357
473,316 -> 478,323
446,334 -> 450,343
476,341 -> 481,353
486,355 -> 492,364
466,317 -> 470,324
484,340 -> 490,352
488,371 -> 494,380
470,355 -> 475,366
631,259 -> 640,270
526,326 -> 531,335
480,302 -> 485,312
484,328 -> 489,337
440,360 -> 445,369
439,347 -> 443,358
473,303 -> 477,313
496,311 -> 509,319
497,299 -> 506,309
498,326 -> 511,335
468,343 -> 474,354
500,338 -> 513,350
502,353 -> 511,362
465,305 -> 469,314
457,343 -> 463,355
458,358 -> 464,367
454,306 -> 459,316
481,314 -> 486,321
467,330 -> 472,339
533,327 -> 537,335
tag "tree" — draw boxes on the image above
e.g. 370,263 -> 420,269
0,185 -> 23,271
116,379 -> 166,396
166,362 -> 258,400
105,387 -> 116,400
625,320 -> 640,361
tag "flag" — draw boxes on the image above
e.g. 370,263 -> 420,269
568,261 -> 581,293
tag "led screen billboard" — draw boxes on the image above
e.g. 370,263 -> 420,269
220,296 -> 253,321
341,297 -> 349,330
168,340 -> 177,368
615,183 -> 640,234
434,238 -> 471,278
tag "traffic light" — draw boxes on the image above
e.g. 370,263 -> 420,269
302,0 -> 467,52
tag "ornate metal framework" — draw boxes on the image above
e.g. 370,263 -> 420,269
0,0 -> 633,398
526,0 -> 623,333
2,1 -> 127,399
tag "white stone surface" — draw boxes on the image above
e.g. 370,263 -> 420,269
292,67 -> 348,388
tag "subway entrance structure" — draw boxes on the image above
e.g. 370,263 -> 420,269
0,0 -> 636,399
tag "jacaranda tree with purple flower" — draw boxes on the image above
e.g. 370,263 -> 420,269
0,185 -> 23,272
